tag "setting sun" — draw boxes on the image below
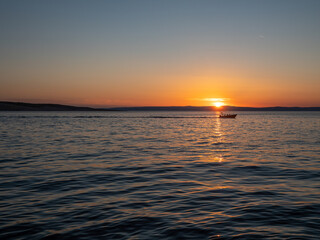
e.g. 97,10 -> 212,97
213,102 -> 224,108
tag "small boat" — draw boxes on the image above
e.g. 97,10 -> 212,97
219,113 -> 237,118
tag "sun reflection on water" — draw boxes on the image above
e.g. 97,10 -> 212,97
213,114 -> 222,137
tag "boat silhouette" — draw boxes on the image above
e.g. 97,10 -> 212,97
219,112 -> 237,118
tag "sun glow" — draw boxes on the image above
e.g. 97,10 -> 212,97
213,101 -> 224,108
197,98 -> 228,107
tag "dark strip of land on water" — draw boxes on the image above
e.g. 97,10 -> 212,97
0,101 -> 319,111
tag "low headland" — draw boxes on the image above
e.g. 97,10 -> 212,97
0,101 -> 319,111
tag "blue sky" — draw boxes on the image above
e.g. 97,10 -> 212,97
1,0 -> 319,106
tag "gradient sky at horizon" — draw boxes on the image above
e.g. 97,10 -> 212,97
0,0 -> 319,107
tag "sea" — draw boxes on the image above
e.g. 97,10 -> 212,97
0,111 -> 319,240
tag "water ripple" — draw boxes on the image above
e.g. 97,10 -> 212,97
0,111 -> 319,239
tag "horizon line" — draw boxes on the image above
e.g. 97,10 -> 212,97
1,101 -> 319,109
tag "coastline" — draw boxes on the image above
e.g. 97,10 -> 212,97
1,101 -> 320,111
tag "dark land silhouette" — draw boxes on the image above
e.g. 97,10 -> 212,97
0,101 -> 103,111
1,101 -> 319,111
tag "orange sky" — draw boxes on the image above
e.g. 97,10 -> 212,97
0,1 -> 319,107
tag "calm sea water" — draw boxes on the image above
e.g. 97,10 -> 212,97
0,111 -> 319,240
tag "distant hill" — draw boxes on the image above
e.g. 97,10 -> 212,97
0,101 -> 102,111
106,106 -> 320,111
1,101 -> 319,111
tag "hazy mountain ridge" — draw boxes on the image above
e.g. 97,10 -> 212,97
1,101 -> 319,111
108,106 -> 320,111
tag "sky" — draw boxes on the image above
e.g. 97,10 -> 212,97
0,0 -> 319,107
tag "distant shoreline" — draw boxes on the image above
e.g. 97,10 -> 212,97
0,101 -> 319,111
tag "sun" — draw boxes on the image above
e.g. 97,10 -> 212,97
213,102 -> 224,108
201,98 -> 227,108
